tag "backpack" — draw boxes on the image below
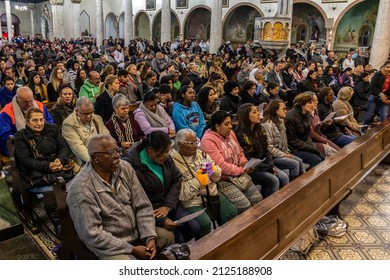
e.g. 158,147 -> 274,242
290,227 -> 319,254
315,215 -> 348,237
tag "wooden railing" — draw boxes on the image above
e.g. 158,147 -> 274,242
189,122 -> 390,260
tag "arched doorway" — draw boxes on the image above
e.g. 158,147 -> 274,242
334,0 -> 378,51
1,13 -> 20,38
291,3 -> 325,43
223,5 -> 261,44
135,12 -> 151,40
105,13 -> 118,39
151,11 -> 180,41
184,7 -> 211,41
118,13 -> 124,40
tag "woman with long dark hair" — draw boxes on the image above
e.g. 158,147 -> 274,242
196,86 -> 220,123
200,110 -> 263,213
234,103 -> 289,198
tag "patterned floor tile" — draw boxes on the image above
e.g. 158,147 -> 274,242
281,164 -> 390,260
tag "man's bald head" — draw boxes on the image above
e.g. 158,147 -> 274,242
89,71 -> 101,86
16,86 -> 34,111
87,134 -> 116,156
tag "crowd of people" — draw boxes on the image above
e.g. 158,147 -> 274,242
1,34 -> 389,259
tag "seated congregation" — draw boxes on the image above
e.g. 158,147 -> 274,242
2,54 -> 389,259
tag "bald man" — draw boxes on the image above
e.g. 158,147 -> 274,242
78,71 -> 101,103
67,134 -> 172,259
0,86 -> 53,156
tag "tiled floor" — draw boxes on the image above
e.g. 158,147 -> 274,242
282,164 -> 390,260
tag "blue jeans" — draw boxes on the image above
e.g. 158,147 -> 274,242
333,134 -> 356,147
274,156 -> 304,177
292,151 -> 323,169
250,167 -> 289,198
364,95 -> 389,124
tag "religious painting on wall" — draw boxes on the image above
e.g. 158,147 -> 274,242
222,0 -> 229,8
176,0 -> 188,9
146,0 -> 156,11
334,0 -> 378,50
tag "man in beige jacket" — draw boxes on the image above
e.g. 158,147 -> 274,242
62,97 -> 109,165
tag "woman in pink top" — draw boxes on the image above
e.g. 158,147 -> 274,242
200,110 -> 262,213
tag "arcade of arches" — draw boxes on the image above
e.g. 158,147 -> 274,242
0,0 -> 388,67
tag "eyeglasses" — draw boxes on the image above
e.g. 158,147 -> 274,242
78,111 -> 94,116
180,139 -> 200,146
18,98 -> 34,104
93,148 -> 122,158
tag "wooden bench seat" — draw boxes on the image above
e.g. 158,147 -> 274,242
188,121 -> 390,260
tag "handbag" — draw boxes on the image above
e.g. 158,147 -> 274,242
28,138 -> 75,188
227,172 -> 254,192
290,227 -> 319,254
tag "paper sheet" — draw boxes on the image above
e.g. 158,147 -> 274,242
174,208 -> 206,224
321,112 -> 336,123
244,158 -> 265,170
333,113 -> 352,121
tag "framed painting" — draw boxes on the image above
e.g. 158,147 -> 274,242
146,0 -> 156,11
176,0 -> 188,9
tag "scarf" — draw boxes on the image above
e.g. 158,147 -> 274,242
111,113 -> 134,144
139,102 -> 169,128
12,97 -> 39,131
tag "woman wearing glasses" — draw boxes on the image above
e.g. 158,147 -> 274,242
122,131 -> 199,243
171,129 -> 237,239
15,107 -> 73,237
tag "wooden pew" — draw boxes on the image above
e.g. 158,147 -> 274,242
6,136 -> 40,234
53,177 -> 97,260
189,122 -> 390,260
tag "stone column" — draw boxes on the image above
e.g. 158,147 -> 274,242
210,0 -> 222,54
96,0 -> 104,47
5,0 -> 13,42
50,0 -> 65,40
161,0 -> 171,43
29,4 -> 35,39
124,0 -> 133,46
71,0 -> 82,39
370,0 -> 390,69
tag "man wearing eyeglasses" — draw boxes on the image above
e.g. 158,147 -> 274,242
67,134 -> 164,260
62,96 -> 109,165
0,86 -> 53,157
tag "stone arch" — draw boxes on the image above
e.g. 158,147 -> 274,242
80,10 -> 90,36
295,23 -> 309,42
291,2 -> 326,43
359,25 -> 373,47
151,10 -> 180,41
0,13 -> 20,38
183,6 -> 211,41
105,12 -> 118,39
118,12 -> 125,40
333,0 -> 378,51
222,4 -> 262,44
135,11 -> 151,40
